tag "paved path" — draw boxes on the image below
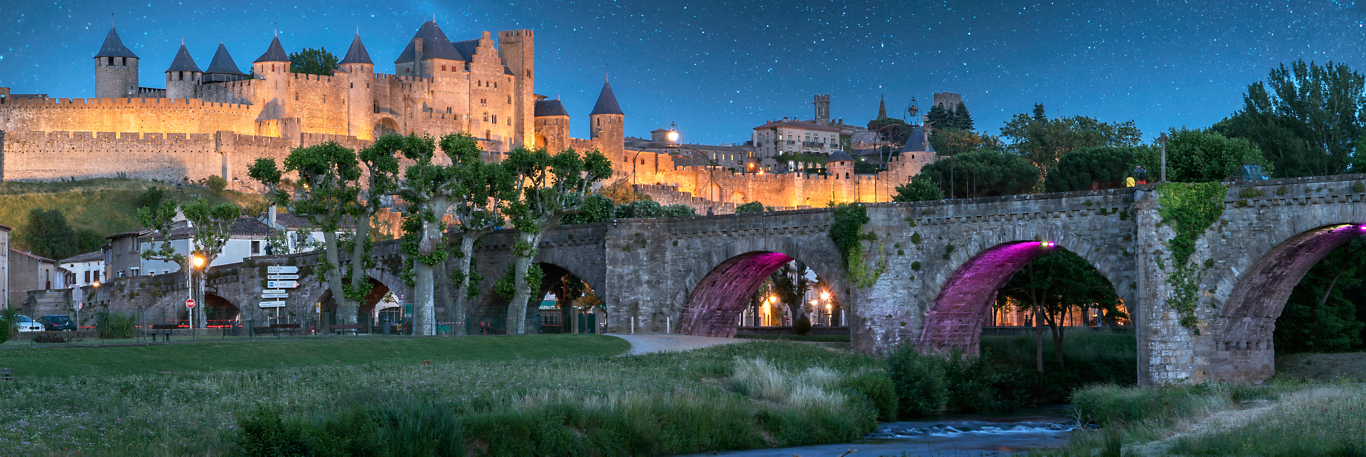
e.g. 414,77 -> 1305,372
607,333 -> 746,355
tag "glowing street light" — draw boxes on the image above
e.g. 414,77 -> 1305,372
819,290 -> 831,302
191,255 -> 206,269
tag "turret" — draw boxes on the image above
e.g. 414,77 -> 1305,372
589,80 -> 625,162
164,44 -> 202,99
339,33 -> 375,140
94,27 -> 140,98
394,21 -> 462,78
252,36 -> 291,120
203,43 -> 246,82
533,95 -> 569,152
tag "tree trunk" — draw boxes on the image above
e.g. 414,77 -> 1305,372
343,213 -> 372,325
322,231 -> 358,325
506,231 -> 542,335
1052,307 -> 1065,368
450,233 -> 482,336
1033,296 -> 1044,373
413,218 -> 442,336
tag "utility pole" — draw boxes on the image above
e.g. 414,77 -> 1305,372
1158,132 -> 1169,183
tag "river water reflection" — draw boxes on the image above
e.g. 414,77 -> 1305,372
683,406 -> 1076,456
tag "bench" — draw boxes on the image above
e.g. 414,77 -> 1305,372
147,325 -> 178,342
0,368 -> 12,381
271,323 -> 302,336
251,326 -> 276,337
329,324 -> 362,335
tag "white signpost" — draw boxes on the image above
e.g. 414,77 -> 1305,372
262,293 -> 288,299
259,301 -> 286,308
267,266 -> 300,274
267,274 -> 299,280
267,281 -> 299,289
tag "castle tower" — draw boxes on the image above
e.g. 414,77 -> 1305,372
533,95 -> 569,152
589,80 -> 625,163
394,21 -> 462,78
252,36 -> 292,120
813,94 -> 830,125
498,30 -> 535,149
164,44 -> 202,99
94,27 -> 140,98
339,33 -> 375,140
203,42 -> 246,82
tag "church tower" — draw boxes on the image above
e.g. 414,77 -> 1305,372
338,33 -> 375,140
95,27 -> 139,98
164,44 -> 202,100
589,80 -> 625,164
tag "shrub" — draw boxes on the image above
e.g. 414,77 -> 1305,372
32,332 -> 68,344
236,406 -> 383,457
203,175 -> 228,191
138,186 -> 166,209
887,345 -> 947,414
94,311 -> 136,339
735,201 -> 766,214
846,371 -> 897,421
793,314 -> 812,335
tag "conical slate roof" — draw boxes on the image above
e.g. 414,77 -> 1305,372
901,126 -> 935,153
204,43 -> 245,75
253,36 -> 289,63
96,27 -> 138,58
339,34 -> 373,65
165,44 -> 201,72
394,21 -> 463,63
589,81 -> 624,116
535,99 -> 569,117
828,149 -> 855,162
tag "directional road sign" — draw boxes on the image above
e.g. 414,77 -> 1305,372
267,266 -> 299,274
268,274 -> 299,280
267,281 -> 299,289
258,301 -> 286,308
262,293 -> 289,299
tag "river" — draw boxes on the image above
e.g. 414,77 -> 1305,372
683,406 -> 1077,456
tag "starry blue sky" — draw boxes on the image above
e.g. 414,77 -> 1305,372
2,0 -> 1364,144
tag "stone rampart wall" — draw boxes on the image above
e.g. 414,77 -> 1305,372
0,97 -> 257,134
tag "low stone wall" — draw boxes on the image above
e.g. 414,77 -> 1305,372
734,326 -> 850,337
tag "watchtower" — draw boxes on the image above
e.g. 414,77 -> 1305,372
589,80 -> 625,162
95,27 -> 140,98
164,44 -> 202,100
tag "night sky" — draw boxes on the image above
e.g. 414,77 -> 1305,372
2,1 -> 1364,145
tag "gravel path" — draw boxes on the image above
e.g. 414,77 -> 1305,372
608,333 -> 746,355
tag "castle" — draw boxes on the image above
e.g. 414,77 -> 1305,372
0,21 -> 935,212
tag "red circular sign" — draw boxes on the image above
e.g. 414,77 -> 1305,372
186,298 -> 196,309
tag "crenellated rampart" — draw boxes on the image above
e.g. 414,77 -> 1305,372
0,97 -> 258,135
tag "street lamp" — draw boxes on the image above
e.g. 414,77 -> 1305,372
666,121 -> 679,146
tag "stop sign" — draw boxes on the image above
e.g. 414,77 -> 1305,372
186,298 -> 196,309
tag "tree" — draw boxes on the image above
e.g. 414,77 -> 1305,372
1044,146 -> 1138,192
20,209 -> 78,260
893,175 -> 943,202
867,117 -> 914,148
1213,60 -> 1365,178
917,149 -> 1040,199
138,198 -> 240,328
439,134 -> 512,336
952,101 -> 974,131
1135,128 -> 1270,183
249,139 -> 399,326
735,201 -> 766,214
289,47 -> 339,76
500,147 -> 612,334
1000,104 -> 1141,183
613,200 -> 697,218
769,261 -> 811,328
998,248 -> 1123,371
138,186 -> 166,209
926,102 -> 975,131
928,129 -> 999,157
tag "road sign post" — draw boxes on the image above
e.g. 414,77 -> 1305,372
186,298 -> 196,332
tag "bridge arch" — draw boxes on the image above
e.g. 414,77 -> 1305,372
917,229 -> 1132,353
676,236 -> 844,337
1210,221 -> 1366,382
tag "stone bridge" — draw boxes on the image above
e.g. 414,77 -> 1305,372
82,174 -> 1366,386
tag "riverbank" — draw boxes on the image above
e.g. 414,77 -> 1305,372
0,338 -> 885,455
1033,380 -> 1366,455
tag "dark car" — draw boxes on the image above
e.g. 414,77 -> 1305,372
38,315 -> 75,331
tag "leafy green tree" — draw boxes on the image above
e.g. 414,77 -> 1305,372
438,134 -> 512,336
1213,60 -> 1365,178
203,175 -> 227,191
249,139 -> 399,325
867,117 -> 914,147
1044,147 -> 1138,192
893,175 -> 943,202
289,47 -> 339,76
560,194 -> 616,224
1000,104 -> 1142,183
998,248 -> 1123,371
138,186 -> 166,209
1277,239 -> 1366,352
20,209 -> 78,260
500,147 -> 613,334
928,128 -> 999,157
613,200 -> 697,218
76,229 -> 104,254
1135,128 -> 1270,183
769,261 -> 810,326
918,149 -> 1040,199
735,201 -> 766,214
927,102 -> 974,131
138,198 -> 240,328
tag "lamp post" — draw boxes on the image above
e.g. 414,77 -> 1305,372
190,254 -> 205,329
819,290 -> 832,326
1158,132 -> 1169,183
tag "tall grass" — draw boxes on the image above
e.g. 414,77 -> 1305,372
1167,385 -> 1366,455
0,341 -> 882,456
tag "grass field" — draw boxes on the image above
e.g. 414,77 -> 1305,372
0,334 -> 630,378
0,337 -> 884,456
0,178 -> 266,251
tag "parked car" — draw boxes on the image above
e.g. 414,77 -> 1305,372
38,315 -> 75,331
14,315 -> 44,332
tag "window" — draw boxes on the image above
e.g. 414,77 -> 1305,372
442,65 -> 447,71
251,241 -> 261,255
508,95 -> 512,104
478,81 -> 482,87
85,271 -> 90,283
93,270 -> 99,282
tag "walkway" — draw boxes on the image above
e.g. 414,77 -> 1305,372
608,333 -> 745,355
